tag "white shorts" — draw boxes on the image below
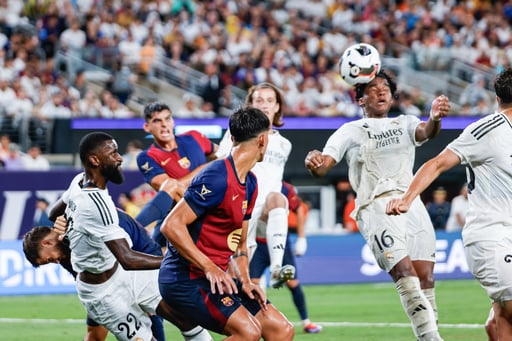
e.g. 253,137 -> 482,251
77,266 -> 161,341
357,195 -> 436,272
465,237 -> 512,302
247,199 -> 265,250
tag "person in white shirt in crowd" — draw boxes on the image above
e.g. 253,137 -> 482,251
118,30 -> 142,68
9,87 -> 34,130
100,95 -> 134,118
174,92 -> 215,119
3,142 -> 25,170
78,89 -> 102,117
38,89 -> 72,119
445,183 -> 468,233
0,71 -> 17,119
22,144 -> 50,171
59,17 -> 87,80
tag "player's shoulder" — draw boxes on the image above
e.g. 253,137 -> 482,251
463,112 -> 504,139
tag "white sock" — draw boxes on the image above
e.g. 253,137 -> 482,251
259,273 -> 267,293
266,207 -> 288,273
395,276 -> 439,339
422,288 -> 438,324
181,326 -> 213,341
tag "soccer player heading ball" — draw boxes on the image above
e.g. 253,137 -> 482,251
339,43 -> 382,86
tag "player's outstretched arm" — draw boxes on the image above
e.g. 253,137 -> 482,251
105,238 -> 163,270
386,148 -> 461,215
304,150 -> 336,177
416,94 -> 450,141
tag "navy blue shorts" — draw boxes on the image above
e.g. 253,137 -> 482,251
250,235 -> 298,279
160,277 -> 265,334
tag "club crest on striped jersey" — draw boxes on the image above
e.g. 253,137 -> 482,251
178,156 -> 191,169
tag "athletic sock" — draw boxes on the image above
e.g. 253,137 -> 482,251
395,276 -> 439,339
290,285 -> 308,321
266,207 -> 288,273
150,315 -> 165,341
422,288 -> 438,324
181,326 -> 213,341
135,191 -> 174,227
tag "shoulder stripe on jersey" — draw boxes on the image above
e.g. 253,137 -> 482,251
88,192 -> 114,225
470,115 -> 505,140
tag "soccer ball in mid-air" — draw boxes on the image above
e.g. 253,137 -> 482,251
339,43 -> 381,86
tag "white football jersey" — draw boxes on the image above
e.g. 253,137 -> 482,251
448,113 -> 512,245
62,173 -> 132,274
217,129 -> 292,199
322,115 -> 424,211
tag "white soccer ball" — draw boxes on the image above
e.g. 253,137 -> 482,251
339,43 -> 382,86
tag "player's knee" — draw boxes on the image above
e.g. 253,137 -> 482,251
278,319 -> 295,340
417,271 -> 434,289
265,192 -> 287,210
237,325 -> 261,341
389,258 -> 416,282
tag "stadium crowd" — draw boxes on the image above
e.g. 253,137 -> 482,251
0,0 -> 508,153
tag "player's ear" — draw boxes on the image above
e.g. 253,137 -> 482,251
258,132 -> 267,147
88,154 -> 100,167
358,97 -> 365,106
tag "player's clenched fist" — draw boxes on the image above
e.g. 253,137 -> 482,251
305,150 -> 324,170
385,198 -> 410,215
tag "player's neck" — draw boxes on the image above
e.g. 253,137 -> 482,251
499,106 -> 512,119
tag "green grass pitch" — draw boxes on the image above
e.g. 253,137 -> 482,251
0,279 -> 489,340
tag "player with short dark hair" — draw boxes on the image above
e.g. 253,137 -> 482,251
159,106 -> 294,340
137,101 -> 218,246
305,70 -> 450,340
387,66 -> 512,340
49,131 -> 211,341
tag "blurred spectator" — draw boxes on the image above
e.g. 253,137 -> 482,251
38,89 -> 71,119
107,60 -> 136,104
199,62 -> 226,116
9,87 -> 34,133
121,139 -> 144,170
72,69 -> 88,98
0,134 -> 10,161
22,144 -> 50,171
445,184 -> 468,233
427,187 -> 451,230
343,191 -> 358,233
58,17 -> 86,80
459,74 -> 492,113
174,92 -> 214,118
3,142 -> 25,170
33,197 -> 53,226
100,95 -> 133,118
138,35 -> 164,77
399,91 -> 422,117
118,30 -> 141,67
78,90 -> 102,117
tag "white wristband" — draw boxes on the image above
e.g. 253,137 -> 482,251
429,110 -> 440,122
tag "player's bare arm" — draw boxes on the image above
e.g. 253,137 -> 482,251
161,198 -> 239,295
386,148 -> 461,215
231,220 -> 268,310
206,144 -> 219,161
105,238 -> 163,270
416,94 -> 451,141
48,199 -> 66,222
305,151 -> 336,177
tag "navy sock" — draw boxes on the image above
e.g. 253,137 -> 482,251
150,315 -> 165,341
